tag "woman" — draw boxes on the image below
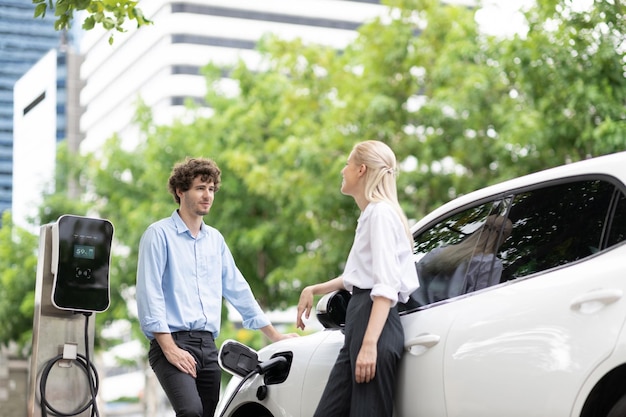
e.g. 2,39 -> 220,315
296,140 -> 419,417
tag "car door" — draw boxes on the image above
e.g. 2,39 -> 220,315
396,177 -> 626,417
441,178 -> 626,417
443,247 -> 626,417
396,201 -> 512,416
396,302 -> 458,416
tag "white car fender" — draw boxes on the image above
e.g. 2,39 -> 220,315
217,330 -> 344,417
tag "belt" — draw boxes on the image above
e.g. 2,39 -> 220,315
352,286 -> 371,294
171,330 -> 213,340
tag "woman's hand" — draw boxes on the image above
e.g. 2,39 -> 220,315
296,277 -> 346,330
355,341 -> 377,383
296,286 -> 315,330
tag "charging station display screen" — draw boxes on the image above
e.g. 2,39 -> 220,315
51,215 -> 114,313
74,244 -> 96,260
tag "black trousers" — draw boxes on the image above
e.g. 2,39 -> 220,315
313,288 -> 404,417
148,331 -> 221,417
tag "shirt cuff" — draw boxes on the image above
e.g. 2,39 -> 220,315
370,284 -> 399,307
242,315 -> 271,330
141,318 -> 170,335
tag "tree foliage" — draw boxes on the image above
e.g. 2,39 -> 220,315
0,212 -> 38,354
2,0 -> 624,353
33,0 -> 151,44
81,0 -> 626,311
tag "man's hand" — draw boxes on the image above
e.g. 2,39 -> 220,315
261,325 -> 299,343
154,333 -> 198,378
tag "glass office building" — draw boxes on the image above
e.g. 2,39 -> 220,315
0,0 -> 64,216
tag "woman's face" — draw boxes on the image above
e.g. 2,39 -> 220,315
341,151 -> 363,197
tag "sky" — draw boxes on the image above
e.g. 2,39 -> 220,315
475,0 -> 533,37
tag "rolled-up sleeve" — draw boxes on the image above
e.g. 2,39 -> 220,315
368,206 -> 406,306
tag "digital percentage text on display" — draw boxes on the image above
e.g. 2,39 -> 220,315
74,244 -> 96,260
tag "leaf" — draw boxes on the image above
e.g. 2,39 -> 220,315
82,15 -> 95,30
34,3 -> 47,18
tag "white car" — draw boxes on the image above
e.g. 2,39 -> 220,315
216,151 -> 626,417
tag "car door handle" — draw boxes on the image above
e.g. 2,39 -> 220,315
570,289 -> 623,313
404,334 -> 441,355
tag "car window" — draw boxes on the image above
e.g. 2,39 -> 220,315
402,177 -> 626,312
500,179 -> 621,281
605,187 -> 626,246
408,202 -> 511,307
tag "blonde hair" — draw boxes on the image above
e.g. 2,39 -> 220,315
424,215 -> 513,273
351,140 -> 412,242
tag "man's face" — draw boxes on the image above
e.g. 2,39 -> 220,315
178,176 -> 216,217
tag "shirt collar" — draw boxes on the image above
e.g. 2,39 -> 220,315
171,209 -> 207,238
358,201 -> 377,223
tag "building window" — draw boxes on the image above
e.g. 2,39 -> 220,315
23,91 -> 46,115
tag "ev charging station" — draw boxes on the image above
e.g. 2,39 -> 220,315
27,215 -> 114,417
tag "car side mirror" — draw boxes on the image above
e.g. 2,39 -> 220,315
218,339 -> 259,378
316,289 -> 351,329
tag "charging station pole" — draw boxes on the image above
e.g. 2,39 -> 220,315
27,216 -> 114,417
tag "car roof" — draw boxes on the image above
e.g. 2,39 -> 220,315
411,150 -> 626,233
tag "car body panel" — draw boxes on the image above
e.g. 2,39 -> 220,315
298,330 -> 344,416
217,330 -> 343,417
443,246 -> 626,416
397,295 -> 468,416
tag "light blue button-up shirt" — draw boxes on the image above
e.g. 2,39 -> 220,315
136,210 -> 270,340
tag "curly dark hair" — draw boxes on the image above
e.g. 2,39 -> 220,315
168,157 -> 221,204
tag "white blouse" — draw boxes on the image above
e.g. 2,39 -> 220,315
342,201 -> 419,306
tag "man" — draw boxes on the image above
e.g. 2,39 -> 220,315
136,157 -> 296,417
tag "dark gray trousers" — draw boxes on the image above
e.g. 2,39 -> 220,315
148,331 -> 221,417
313,288 -> 404,417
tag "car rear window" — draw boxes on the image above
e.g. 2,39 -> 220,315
501,179 -> 622,280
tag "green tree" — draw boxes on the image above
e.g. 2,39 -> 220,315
0,212 -> 38,354
83,0 -> 626,311
36,141 -> 91,224
502,0 -> 626,165
2,0 -> 624,352
33,0 -> 151,44
403,0 -> 626,204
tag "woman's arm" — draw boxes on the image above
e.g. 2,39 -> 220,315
296,276 -> 346,330
355,296 -> 392,383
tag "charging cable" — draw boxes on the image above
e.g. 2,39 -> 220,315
39,313 -> 100,417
